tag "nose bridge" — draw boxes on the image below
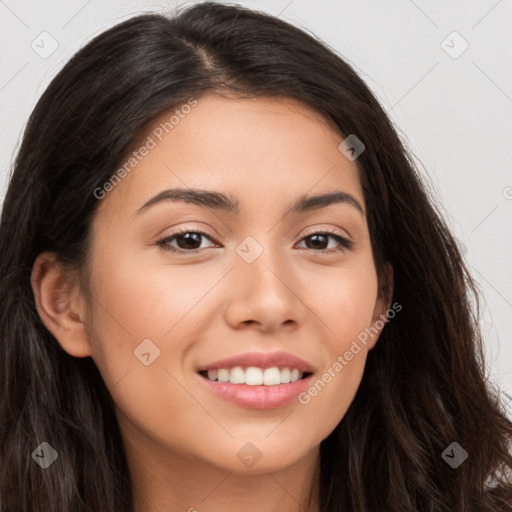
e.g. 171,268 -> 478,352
224,233 -> 301,329
234,233 -> 289,291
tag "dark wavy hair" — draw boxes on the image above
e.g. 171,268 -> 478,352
1,2 -> 511,511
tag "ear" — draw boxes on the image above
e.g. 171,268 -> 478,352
30,251 -> 92,358
368,262 -> 394,350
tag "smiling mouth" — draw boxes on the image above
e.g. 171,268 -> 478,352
198,367 -> 314,386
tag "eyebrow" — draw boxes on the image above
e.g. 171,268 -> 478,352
135,188 -> 365,217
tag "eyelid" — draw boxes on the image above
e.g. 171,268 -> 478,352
164,224 -> 217,238
300,225 -> 351,241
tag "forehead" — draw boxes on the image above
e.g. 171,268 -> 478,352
99,94 -> 364,220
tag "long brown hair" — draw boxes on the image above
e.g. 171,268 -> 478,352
1,2 -> 511,510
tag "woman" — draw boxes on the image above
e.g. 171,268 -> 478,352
1,2 -> 511,511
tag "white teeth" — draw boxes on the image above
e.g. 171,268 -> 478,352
204,366 -> 306,385
229,366 -> 245,384
245,367 -> 263,385
263,367 -> 281,385
280,367 -> 291,383
217,369 -> 230,382
290,368 -> 301,382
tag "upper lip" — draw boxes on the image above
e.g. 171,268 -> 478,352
197,351 -> 314,373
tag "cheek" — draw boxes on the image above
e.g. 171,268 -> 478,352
83,243 -> 221,415
304,256 -> 379,347
294,351 -> 367,449
82,242 -> 169,387
84,250 -> 209,453
294,276 -> 376,440
87,238 -> 216,340
286,258 -> 378,437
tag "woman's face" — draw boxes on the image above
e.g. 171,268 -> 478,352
58,94 -> 390,474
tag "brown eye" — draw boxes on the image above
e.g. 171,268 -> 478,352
173,232 -> 203,250
157,229 -> 217,253
297,232 -> 354,252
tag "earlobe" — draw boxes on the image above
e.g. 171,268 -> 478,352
30,251 -> 92,358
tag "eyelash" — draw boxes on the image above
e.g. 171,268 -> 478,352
156,226 -> 354,255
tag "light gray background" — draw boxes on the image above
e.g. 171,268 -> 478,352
1,0 -> 511,403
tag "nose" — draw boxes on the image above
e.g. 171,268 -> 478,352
223,250 -> 304,332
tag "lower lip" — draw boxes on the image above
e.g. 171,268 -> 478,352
197,373 -> 314,409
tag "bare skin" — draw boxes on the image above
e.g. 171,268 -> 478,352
31,94 -> 392,512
